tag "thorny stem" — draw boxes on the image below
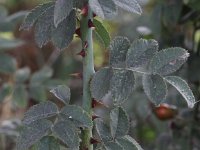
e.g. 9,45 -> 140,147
80,4 -> 95,150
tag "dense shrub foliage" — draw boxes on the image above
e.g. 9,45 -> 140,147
0,0 -> 199,150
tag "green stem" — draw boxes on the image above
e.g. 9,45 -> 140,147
80,5 -> 95,150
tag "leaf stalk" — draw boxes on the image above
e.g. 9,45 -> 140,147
80,4 -> 95,150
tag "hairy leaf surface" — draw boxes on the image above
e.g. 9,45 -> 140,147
60,105 -> 92,128
52,120 -> 79,149
126,39 -> 158,69
109,36 -> 130,67
142,74 -> 167,105
23,101 -> 58,125
20,2 -> 54,30
104,141 -> 123,150
149,47 -> 189,75
89,0 -> 117,19
110,107 -> 129,138
113,0 -> 142,15
34,136 -> 60,150
95,119 -> 112,142
110,69 -> 135,104
165,76 -> 195,108
34,6 -> 54,47
90,67 -> 113,100
117,135 -> 143,150
50,85 -> 71,104
54,0 -> 73,27
52,10 -> 76,50
16,120 -> 52,150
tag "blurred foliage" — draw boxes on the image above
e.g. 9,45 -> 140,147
0,3 -> 70,149
0,0 -> 200,150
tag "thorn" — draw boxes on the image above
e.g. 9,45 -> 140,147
75,28 -> 81,37
92,98 -> 107,108
88,19 -> 95,30
80,4 -> 88,17
84,41 -> 88,49
93,13 -> 97,18
90,138 -> 101,144
69,73 -> 82,79
77,49 -> 86,57
92,114 -> 100,120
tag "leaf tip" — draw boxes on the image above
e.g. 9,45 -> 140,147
80,4 -> 89,17
188,102 -> 195,108
92,114 -> 101,120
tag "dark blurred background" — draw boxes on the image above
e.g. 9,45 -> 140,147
0,0 -> 200,150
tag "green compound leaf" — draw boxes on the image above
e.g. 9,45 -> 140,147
50,85 -> 71,104
95,119 -> 113,142
142,74 -> 167,105
104,141 -> 123,150
89,0 -> 117,19
0,54 -> 16,74
91,67 -> 135,104
54,0 -> 73,27
110,107 -> 129,138
52,120 -> 79,149
23,101 -> 58,125
109,36 -> 130,68
16,119 -> 52,150
93,19 -> 110,48
126,39 -> 158,69
60,105 -> 93,128
165,76 -> 196,108
20,2 -> 54,30
13,84 -> 28,108
90,67 -> 113,100
149,47 -> 189,75
116,135 -> 143,150
52,10 -> 76,50
113,0 -> 142,15
34,6 -> 54,48
110,69 -> 135,104
33,136 -> 60,150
